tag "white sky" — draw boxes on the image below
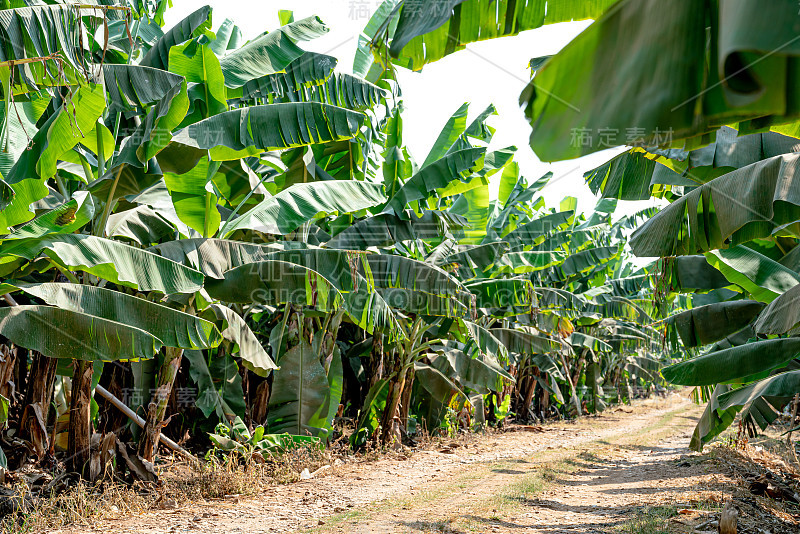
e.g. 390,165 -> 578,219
165,0 -> 656,217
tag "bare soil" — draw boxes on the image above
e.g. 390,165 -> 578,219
55,392 -> 800,534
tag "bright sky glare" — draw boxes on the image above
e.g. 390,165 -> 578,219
165,0 -> 658,217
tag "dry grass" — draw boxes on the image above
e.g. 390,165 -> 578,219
612,506 -> 678,534
0,442 -> 335,534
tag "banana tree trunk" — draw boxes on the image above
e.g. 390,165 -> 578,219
379,372 -> 406,446
559,350 -> 582,417
67,359 -> 93,475
522,375 -> 538,421
20,350 -> 57,456
139,346 -> 183,462
398,365 -> 415,429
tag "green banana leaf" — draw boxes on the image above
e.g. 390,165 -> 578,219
267,340 -> 330,437
439,242 -> 508,279
233,51 -> 337,103
0,305 -> 160,361
704,246 -> 800,303
3,192 -> 95,240
5,84 -> 105,187
459,319 -> 511,365
585,127 -> 800,200
666,299 -> 764,348
378,288 -> 468,318
106,206 -> 176,246
568,332 -> 611,353
521,0 -> 800,161
423,102 -> 469,168
381,0 -> 616,71
364,254 -> 465,297
755,284 -> 800,334
140,5 -> 213,71
690,384 -> 740,452
0,234 -> 204,294
221,180 -> 385,237
11,282 -> 222,349
205,260 -> 342,312
717,370 -> 800,411
185,349 -> 246,422
500,210 -> 574,249
219,16 -> 329,88
382,147 -> 486,217
494,250 -> 567,274
170,102 -> 366,161
630,154 -> 800,257
668,256 -> 731,293
662,338 -> 800,386
325,211 -> 466,250
466,279 -> 534,309
150,238 -> 304,279
490,328 -> 560,355
206,304 -> 277,376
300,73 -> 388,111
0,4 -> 91,92
163,156 -> 222,237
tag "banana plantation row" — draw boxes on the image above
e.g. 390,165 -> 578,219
0,0 -> 796,485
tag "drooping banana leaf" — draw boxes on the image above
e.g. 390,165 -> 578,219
466,279 -> 534,309
521,0 -> 800,161
0,4 -> 93,92
585,127 -> 800,200
219,16 -> 329,88
0,234 -> 204,294
3,191 -> 95,241
298,73 -> 388,111
667,255 -> 731,293
205,304 -> 277,376
381,147 -> 486,217
459,319 -> 511,366
557,246 -> 620,277
440,242 -> 508,280
717,370 -> 800,411
221,180 -> 385,237
185,349 -> 246,422
494,250 -> 567,274
568,332 -> 611,353
500,210 -> 574,248
666,300 -> 764,348
363,254 -> 465,297
704,246 -> 800,303
630,154 -> 800,257
378,287 -> 468,318
0,305 -> 160,361
106,205 -> 176,246
379,0 -> 617,71
232,51 -> 337,103
429,345 -> 507,394
267,340 -> 330,437
10,282 -> 221,349
140,5 -> 213,71
490,328 -> 560,355
205,260 -> 342,312
325,210 -> 466,250
662,338 -> 800,386
170,102 -> 365,161
150,238 -> 305,279
689,384 -> 740,452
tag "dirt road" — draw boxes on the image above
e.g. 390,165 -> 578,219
64,393 -> 719,534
